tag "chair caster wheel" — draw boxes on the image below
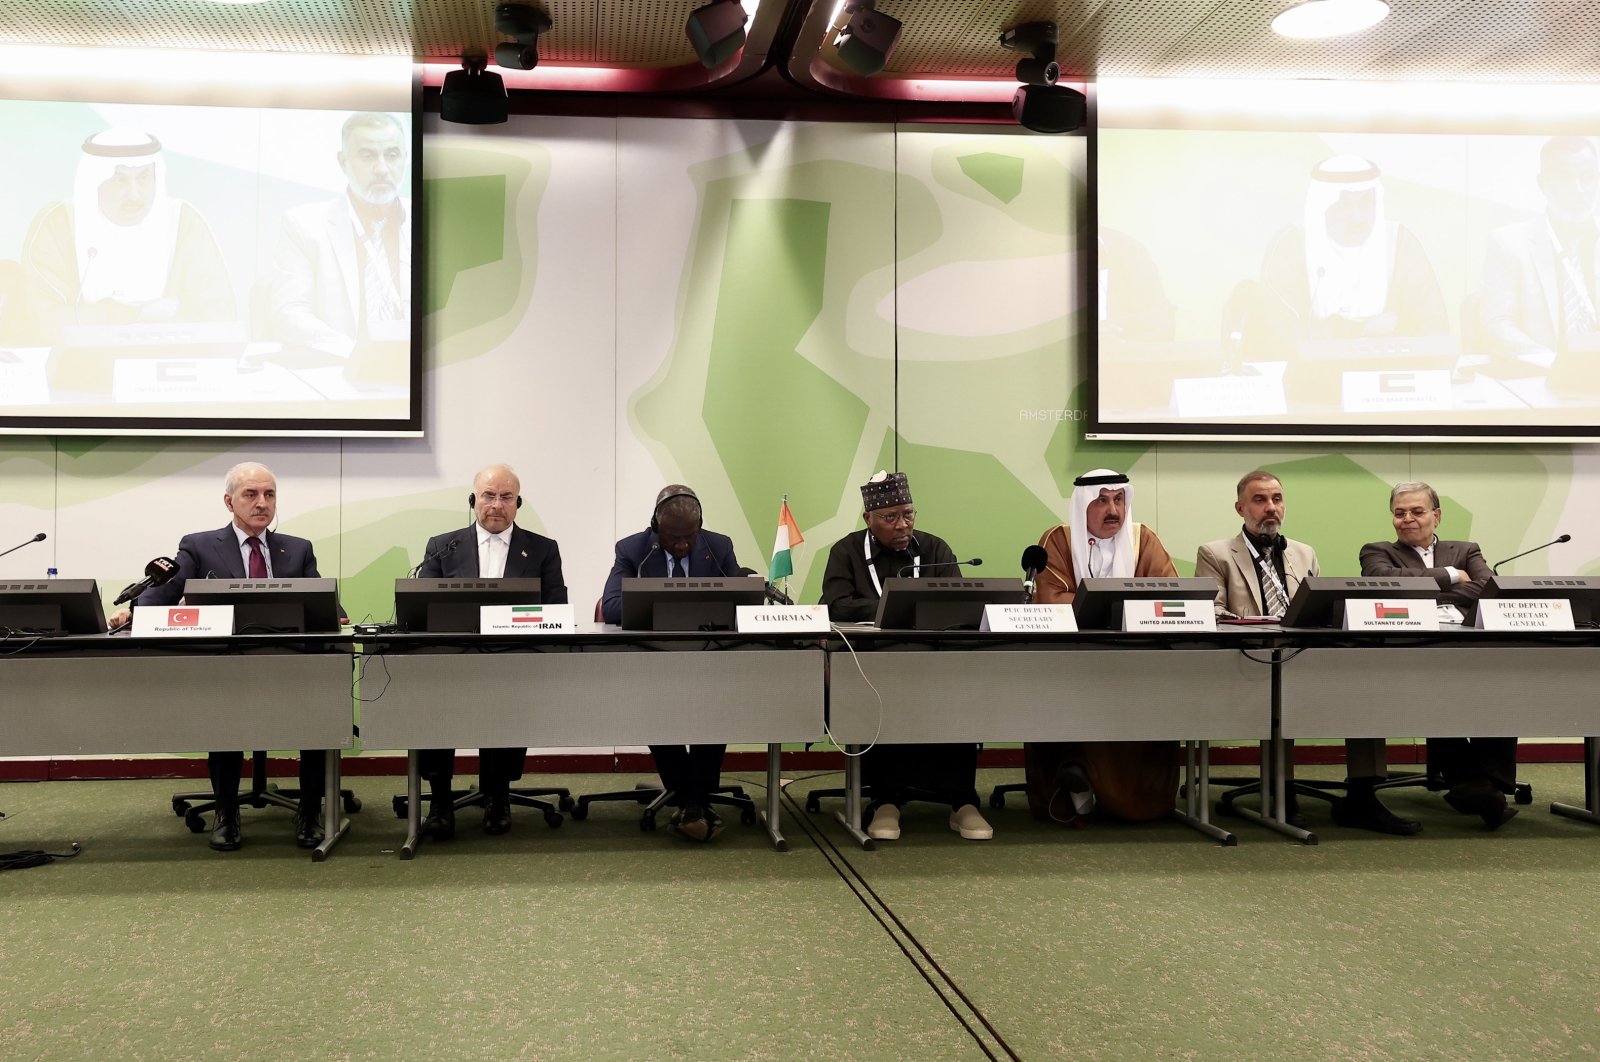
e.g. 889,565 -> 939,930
344,795 -> 363,813
558,794 -> 575,812
570,803 -> 589,821
988,793 -> 1006,810
740,808 -> 757,826
172,798 -> 189,817
1514,785 -> 1533,805
392,797 -> 408,818
804,796 -> 820,813
544,812 -> 563,828
184,811 -> 207,833
1215,801 -> 1240,818
640,815 -> 656,832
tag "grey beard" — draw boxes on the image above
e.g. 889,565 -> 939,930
349,182 -> 398,206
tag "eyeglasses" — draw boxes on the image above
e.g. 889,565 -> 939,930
870,508 -> 916,527
1392,507 -> 1436,520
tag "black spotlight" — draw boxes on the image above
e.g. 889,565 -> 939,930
441,47 -> 508,125
1000,20 -> 1059,85
494,3 -> 550,70
834,1 -> 902,77
686,0 -> 748,69
1012,84 -> 1086,135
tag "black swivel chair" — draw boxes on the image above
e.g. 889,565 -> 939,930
391,763 -> 573,829
172,751 -> 363,834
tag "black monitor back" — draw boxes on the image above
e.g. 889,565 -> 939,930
0,579 -> 106,634
874,577 -> 1026,630
394,578 -> 542,633
620,577 -> 765,631
1280,576 -> 1439,628
183,577 -> 342,633
1071,577 -> 1219,630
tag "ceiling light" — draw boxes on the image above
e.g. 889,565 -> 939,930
1000,21 -> 1083,134
686,0 -> 748,69
833,1 -> 902,77
1271,0 -> 1389,40
440,48 -> 507,125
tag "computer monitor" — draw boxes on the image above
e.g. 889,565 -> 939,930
1070,577 -> 1219,630
620,576 -> 766,631
182,577 -> 343,634
873,577 -> 1026,631
0,579 -> 107,635
394,578 -> 541,633
1485,575 -> 1600,626
1280,576 -> 1440,628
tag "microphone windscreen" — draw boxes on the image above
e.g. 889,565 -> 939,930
1020,545 -> 1048,570
33,532 -> 47,542
967,558 -> 983,567
1559,533 -> 1572,542
145,556 -> 179,586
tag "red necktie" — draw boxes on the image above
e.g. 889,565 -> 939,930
246,536 -> 267,579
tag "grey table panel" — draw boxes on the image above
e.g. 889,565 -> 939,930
362,649 -> 825,748
828,648 -> 1271,743
1281,647 -> 1600,738
2,655 -> 354,756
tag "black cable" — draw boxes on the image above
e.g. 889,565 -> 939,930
0,842 -> 82,871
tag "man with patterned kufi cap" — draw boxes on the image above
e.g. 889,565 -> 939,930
821,470 -> 993,842
1027,468 -> 1181,827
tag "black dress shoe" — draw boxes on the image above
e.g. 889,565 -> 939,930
293,804 -> 325,849
1332,793 -> 1423,836
422,801 -> 456,840
1446,784 -> 1517,830
210,809 -> 242,852
482,798 -> 512,835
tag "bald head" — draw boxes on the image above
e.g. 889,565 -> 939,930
473,464 -> 521,533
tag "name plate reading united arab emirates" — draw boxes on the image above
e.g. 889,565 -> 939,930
480,603 -> 576,634
981,604 -> 1077,632
736,604 -> 830,632
1121,599 -> 1216,632
132,604 -> 233,637
1475,599 -> 1575,631
1344,599 -> 1440,631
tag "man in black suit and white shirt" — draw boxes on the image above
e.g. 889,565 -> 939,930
1359,480 -> 1518,829
416,464 -> 568,839
109,461 -> 334,852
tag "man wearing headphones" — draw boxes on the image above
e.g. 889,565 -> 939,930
415,463 -> 568,839
1196,470 -> 1421,836
600,484 -> 740,841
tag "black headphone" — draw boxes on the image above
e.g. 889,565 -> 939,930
468,492 -> 523,509
650,486 -> 702,534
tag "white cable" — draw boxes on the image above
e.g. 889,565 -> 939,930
822,623 -> 883,757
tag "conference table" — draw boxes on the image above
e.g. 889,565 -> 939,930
0,632 -> 356,860
357,627 -> 827,858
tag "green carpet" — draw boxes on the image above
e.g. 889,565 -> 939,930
2,766 -> 1597,1059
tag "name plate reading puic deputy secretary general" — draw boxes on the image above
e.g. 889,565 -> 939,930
1476,599 -> 1575,631
981,604 -> 1077,633
480,603 -> 577,634
736,605 -> 831,632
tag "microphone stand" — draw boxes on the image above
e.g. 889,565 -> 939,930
1491,534 -> 1570,575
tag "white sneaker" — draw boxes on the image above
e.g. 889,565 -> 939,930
866,804 -> 901,840
949,804 -> 993,840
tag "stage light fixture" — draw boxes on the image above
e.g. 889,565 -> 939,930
493,3 -> 550,70
1000,21 -> 1083,133
686,0 -> 748,69
1000,20 -> 1059,86
440,47 -> 508,125
833,1 -> 903,77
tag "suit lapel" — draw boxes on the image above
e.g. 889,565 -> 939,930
1229,537 -> 1264,615
1390,540 -> 1424,569
501,528 -> 531,578
213,526 -> 246,578
1533,227 -> 1561,340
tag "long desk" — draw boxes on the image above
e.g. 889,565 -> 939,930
358,629 -> 826,857
0,634 -> 356,860
825,629 -> 1275,848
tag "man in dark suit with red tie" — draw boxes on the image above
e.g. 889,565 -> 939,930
1360,480 -> 1519,829
600,484 -> 739,841
109,461 -> 334,852
416,464 -> 568,839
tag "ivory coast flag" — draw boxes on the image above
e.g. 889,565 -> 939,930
769,500 -> 805,581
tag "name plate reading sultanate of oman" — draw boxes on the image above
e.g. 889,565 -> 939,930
1343,598 -> 1440,631
479,603 -> 577,634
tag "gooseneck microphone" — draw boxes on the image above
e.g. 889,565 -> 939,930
1020,544 -> 1049,604
409,538 -> 460,577
0,532 -> 47,561
737,566 -> 793,605
1492,534 -> 1571,575
112,556 -> 179,607
636,541 -> 661,577
898,557 -> 982,577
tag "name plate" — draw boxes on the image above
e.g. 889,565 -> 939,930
1475,598 -> 1576,631
736,604 -> 831,632
1344,598 -> 1440,631
480,603 -> 576,634
132,604 -> 234,637
980,604 -> 1077,632
1172,374 -> 1287,419
1121,599 -> 1216,632
1341,369 -> 1452,412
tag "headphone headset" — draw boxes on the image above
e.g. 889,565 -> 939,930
468,492 -> 524,509
650,486 -> 702,534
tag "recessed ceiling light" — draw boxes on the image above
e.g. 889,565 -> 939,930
1271,0 -> 1390,40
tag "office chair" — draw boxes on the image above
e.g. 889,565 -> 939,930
569,600 -> 755,830
390,767 -> 573,828
172,750 -> 363,834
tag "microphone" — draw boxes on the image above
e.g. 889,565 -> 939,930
112,556 -> 179,607
737,566 -> 793,606
898,557 -> 982,577
1492,534 -> 1571,575
0,532 -> 46,561
409,537 -> 460,578
636,541 -> 661,577
1020,544 -> 1048,604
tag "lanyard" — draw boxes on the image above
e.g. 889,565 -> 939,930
1243,535 -> 1289,604
864,530 -> 918,597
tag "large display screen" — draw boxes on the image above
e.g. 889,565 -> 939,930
1091,78 -> 1600,441
0,50 -> 419,436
